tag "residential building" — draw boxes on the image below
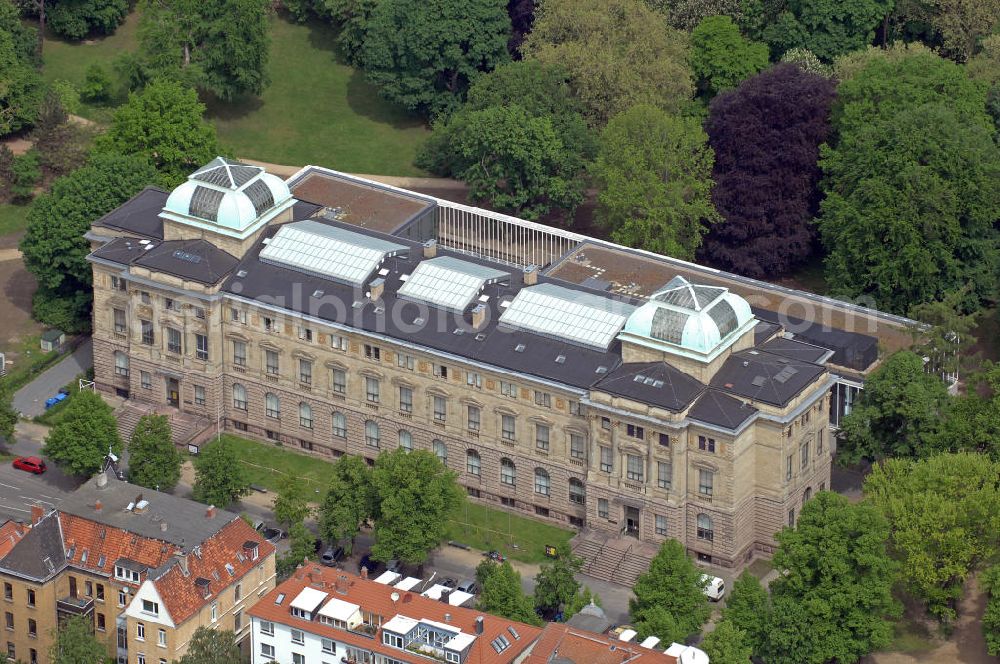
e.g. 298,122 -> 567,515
86,158 -> 918,572
0,469 -> 275,664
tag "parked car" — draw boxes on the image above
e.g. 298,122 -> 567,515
321,545 -> 345,567
438,577 -> 457,589
700,575 -> 725,601
455,579 -> 478,595
12,457 -> 46,475
254,523 -> 285,544
359,553 -> 385,577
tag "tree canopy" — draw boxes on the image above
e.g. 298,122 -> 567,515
477,559 -> 541,625
0,7 -> 43,137
721,571 -> 769,655
361,0 -> 511,117
630,539 -> 709,643
127,414 -> 181,490
0,378 -> 17,444
533,544 -> 583,616
49,614 -> 106,664
984,563 -> 1000,656
20,152 -> 157,332
762,0 -> 894,62
369,448 -> 462,564
136,0 -> 271,100
593,104 -> 718,261
700,620 -> 753,664
523,0 -> 694,125
192,438 -> 252,507
42,390 -> 122,476
318,454 -> 376,554
177,626 -> 241,664
277,521 -> 317,578
47,0 -> 129,41
690,15 -> 769,97
273,474 -> 313,529
700,63 -> 835,278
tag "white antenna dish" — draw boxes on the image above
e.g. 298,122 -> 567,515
390,592 -> 400,603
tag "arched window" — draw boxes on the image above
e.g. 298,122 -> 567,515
332,411 -> 347,438
365,420 -> 380,447
466,449 -> 481,475
534,468 -> 550,496
299,402 -> 313,429
232,384 -> 247,410
265,393 -> 280,419
696,514 -> 713,542
569,478 -> 585,504
114,352 -> 129,377
398,430 -> 412,451
803,486 -> 812,503
432,439 -> 448,464
500,458 -> 516,486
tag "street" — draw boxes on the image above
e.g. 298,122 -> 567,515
12,337 -> 94,418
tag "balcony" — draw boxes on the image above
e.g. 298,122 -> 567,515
57,595 -> 94,618
265,373 -> 279,383
623,481 -> 646,494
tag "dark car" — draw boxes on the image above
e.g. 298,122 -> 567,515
439,577 -> 457,589
359,553 -> 385,576
12,457 -> 46,474
321,545 -> 345,567
254,523 -> 284,544
456,579 -> 478,595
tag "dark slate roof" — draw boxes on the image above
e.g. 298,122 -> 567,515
688,390 -> 757,430
93,187 -> 169,240
753,320 -> 781,345
760,337 -> 834,364
752,308 -> 878,371
593,362 -> 704,411
711,349 -> 826,407
89,236 -> 149,265
0,511 -> 65,581
133,239 -> 239,285
64,474 -> 237,552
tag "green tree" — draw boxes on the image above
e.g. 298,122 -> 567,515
523,0 -> 694,125
9,150 -> 40,202
81,63 -> 113,102
47,0 -> 129,41
721,571 -> 769,656
49,613 -> 105,663
0,378 -> 16,444
478,560 -> 541,625
0,0 -> 38,65
137,0 -> 271,100
593,104 -> 719,261
533,544 -> 582,615
128,414 -> 181,490
700,620 -> 753,664
864,453 -> 1000,624
767,492 -> 898,664
42,390 -> 122,476
192,438 -> 252,507
20,152 -> 157,331
837,351 -> 952,464
95,79 -> 221,186
690,15 -> 769,96
0,25 -> 44,137
370,449 -> 462,564
780,47 -> 831,76
319,454 -> 376,554
907,287 -> 980,378
273,473 -> 313,529
762,0 -> 894,62
277,521 -> 317,578
315,0 -> 379,66
983,564 -> 1000,656
177,626 -> 241,664
630,539 -> 709,643
937,363 -> 1000,459
361,0 -> 510,117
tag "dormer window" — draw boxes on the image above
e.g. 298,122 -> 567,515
114,565 -> 141,584
384,632 -> 404,649
291,607 -> 310,620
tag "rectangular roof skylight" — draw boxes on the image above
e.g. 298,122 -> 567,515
259,220 -> 407,287
398,256 -> 509,312
499,282 -> 636,350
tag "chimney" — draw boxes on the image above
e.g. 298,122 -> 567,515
94,500 -> 103,512
95,471 -> 108,489
176,553 -> 189,577
30,505 -> 44,525
160,521 -> 168,532
440,588 -> 451,604
475,616 -> 484,634
335,575 -> 349,595
444,613 -> 452,623
523,265 -> 538,286
471,304 -> 487,330
360,566 -> 368,580
369,278 -> 385,302
205,505 -> 216,519
423,239 -> 437,258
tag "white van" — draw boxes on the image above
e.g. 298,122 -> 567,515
700,574 -> 725,601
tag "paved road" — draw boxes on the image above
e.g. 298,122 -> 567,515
12,338 -> 93,418
0,431 -> 82,522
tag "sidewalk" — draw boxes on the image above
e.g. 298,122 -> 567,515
12,337 -> 93,418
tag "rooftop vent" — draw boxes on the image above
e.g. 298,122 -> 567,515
596,366 -> 608,374
236,270 -> 247,278
312,289 -> 324,298
475,333 -> 487,342
555,354 -> 566,364
514,344 -> 526,353
751,376 -> 767,387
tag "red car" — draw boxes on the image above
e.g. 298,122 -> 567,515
12,457 -> 46,474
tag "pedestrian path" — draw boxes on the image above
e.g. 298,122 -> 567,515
12,338 -> 93,418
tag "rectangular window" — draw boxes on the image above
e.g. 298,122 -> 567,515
164,297 -> 176,311
260,620 -> 274,636
3,584 -> 10,601
137,655 -> 145,664
142,600 -> 158,616
140,320 -> 154,345
97,613 -> 105,631
298,326 -> 313,342
364,344 -> 381,361
817,429 -> 824,456
157,629 -> 166,646
433,395 -> 446,422
467,405 -> 480,431
299,358 -> 312,385
801,441 -> 810,468
535,424 -> 550,451
113,308 -> 126,333
263,316 -> 274,332
332,368 -> 346,395
501,461 -> 515,486
433,364 -> 448,379
601,417 -> 611,430
398,386 -> 413,413
330,334 -> 348,351
600,446 -> 612,473
136,623 -> 145,641
166,328 -> 181,354
597,498 -> 609,519
658,432 -> 670,447
194,385 -> 205,406
655,515 -> 667,536
467,372 -> 482,389
626,454 -> 644,482
96,585 -> 104,601
626,424 -> 644,440
569,400 -> 583,416
25,590 -> 34,608
534,391 -> 551,408
194,306 -> 206,320
3,612 -> 10,630
501,414 -> 516,441
657,462 -> 672,490
291,629 -> 304,645
698,435 -> 716,453
698,469 -> 714,497
195,334 -> 208,361
322,638 -> 336,654
293,654 -> 305,664
265,349 -> 279,375
234,610 -> 242,632
232,340 -> 246,366
786,455 -> 793,481
789,509 -> 795,527
110,275 -> 126,291
570,433 -> 586,460
500,381 -> 517,398
397,353 -> 415,370
230,307 -> 246,324
366,377 -> 380,403
140,291 -> 151,305
260,644 -> 275,659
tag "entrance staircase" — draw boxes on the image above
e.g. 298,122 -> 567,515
114,401 -> 214,448
571,530 -> 659,587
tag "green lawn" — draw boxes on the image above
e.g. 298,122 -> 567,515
219,434 -> 332,496
0,204 -> 31,237
3,335 -> 63,393
445,499 -> 573,564
41,11 -> 430,175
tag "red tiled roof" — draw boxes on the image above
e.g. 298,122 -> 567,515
152,518 -> 275,624
524,624 -> 677,664
60,513 -> 179,580
249,567 -> 543,664
0,521 -> 26,560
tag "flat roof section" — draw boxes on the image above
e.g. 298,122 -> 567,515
291,170 -> 436,234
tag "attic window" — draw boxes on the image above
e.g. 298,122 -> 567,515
555,355 -> 566,364
414,317 -> 425,326
633,375 -> 645,383
514,344 -> 526,353
475,333 -> 486,342
236,270 -> 248,278
596,366 -> 608,374
225,563 -> 235,576
312,290 -> 324,298
508,626 -> 520,640
453,329 -> 464,336
195,577 -> 212,599
652,380 -> 664,388
114,565 -> 141,584
275,593 -> 286,605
